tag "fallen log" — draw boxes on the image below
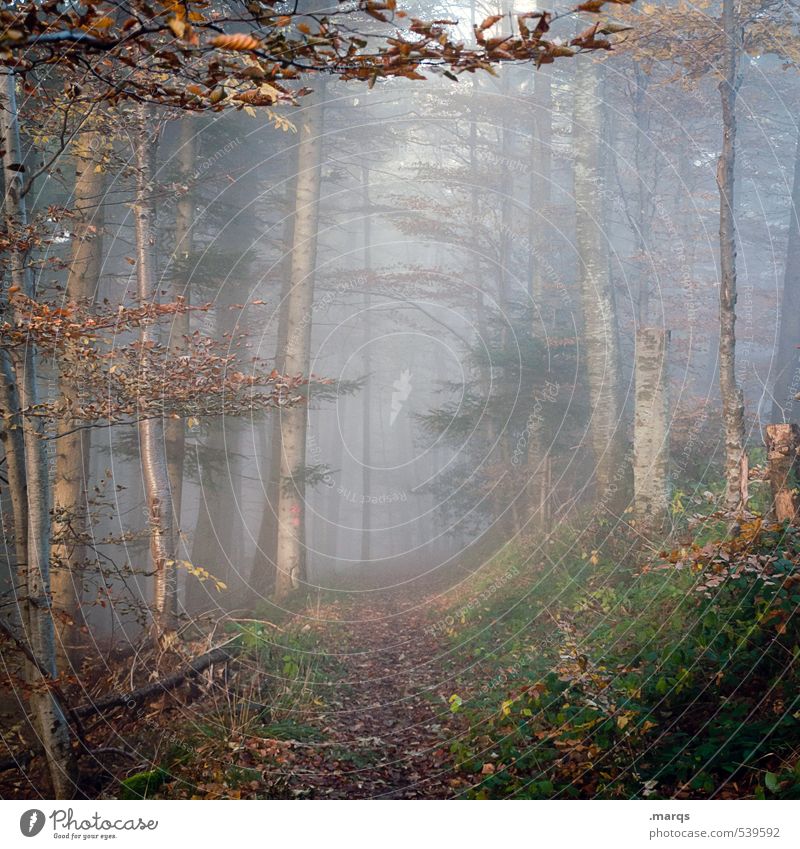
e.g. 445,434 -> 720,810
0,641 -> 243,774
74,641 -> 242,718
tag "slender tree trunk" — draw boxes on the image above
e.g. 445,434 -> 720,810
51,128 -> 105,663
529,62 -> 552,307
1,68 -> 74,798
717,0 -> 746,509
274,87 -> 324,601
0,349 -> 29,630
772,129 -> 800,423
525,51 -> 554,529
165,119 -> 195,548
133,105 -> 176,637
574,57 -> 624,504
497,59 -> 523,536
323,413 -> 344,572
633,328 -> 670,527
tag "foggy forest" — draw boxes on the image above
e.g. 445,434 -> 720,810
1,0 -> 800,804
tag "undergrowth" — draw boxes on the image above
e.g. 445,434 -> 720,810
442,515 -> 800,799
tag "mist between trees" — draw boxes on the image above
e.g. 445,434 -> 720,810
2,0 -> 800,803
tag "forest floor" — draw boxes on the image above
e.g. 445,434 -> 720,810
267,592 -> 471,799
1,583 -> 490,800
7,520 -> 798,800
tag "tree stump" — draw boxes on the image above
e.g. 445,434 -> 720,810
764,424 -> 800,523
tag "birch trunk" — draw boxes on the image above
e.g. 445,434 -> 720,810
274,88 -> 324,601
132,105 -> 176,637
574,57 -> 624,505
633,328 -> 670,527
717,0 -> 746,509
51,128 -> 105,663
1,68 -> 74,798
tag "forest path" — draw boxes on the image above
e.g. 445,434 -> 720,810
279,592 -> 469,799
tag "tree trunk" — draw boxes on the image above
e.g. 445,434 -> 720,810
1,68 -> 75,798
574,57 -> 625,505
717,0 -> 746,509
274,87 -> 324,601
764,424 -> 800,523
251,162 -> 298,599
497,58 -> 523,537
165,118 -> 195,548
771,129 -> 800,423
0,348 -> 30,642
525,60 -> 554,530
633,328 -> 670,528
529,63 -> 552,306
132,104 -> 176,637
51,128 -> 105,664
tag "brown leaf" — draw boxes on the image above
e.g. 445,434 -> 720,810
479,15 -> 504,31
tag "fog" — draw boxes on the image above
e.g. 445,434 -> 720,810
10,1 -> 799,622
2,0 -> 800,803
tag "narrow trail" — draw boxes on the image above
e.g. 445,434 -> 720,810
280,593 -> 470,799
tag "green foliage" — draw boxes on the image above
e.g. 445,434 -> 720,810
120,769 -> 170,800
445,519 -> 800,799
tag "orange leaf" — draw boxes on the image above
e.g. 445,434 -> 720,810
211,33 -> 261,51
